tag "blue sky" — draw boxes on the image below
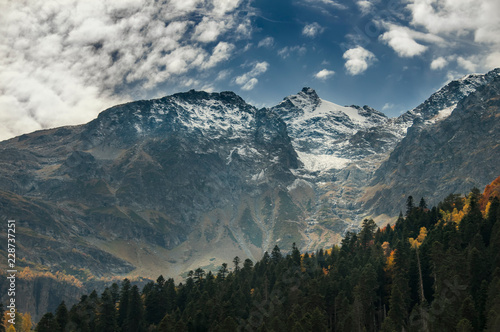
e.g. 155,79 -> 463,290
1,0 -> 499,140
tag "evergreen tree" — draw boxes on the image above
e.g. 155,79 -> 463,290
419,197 -> 427,210
406,196 -> 414,216
271,245 -> 282,262
118,278 -> 131,329
233,256 -> 241,272
218,263 -> 228,280
291,242 -> 301,266
37,313 -> 59,332
55,301 -> 69,332
96,288 -> 118,332
123,285 -> 145,332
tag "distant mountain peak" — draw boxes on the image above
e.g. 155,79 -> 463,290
169,89 -> 248,107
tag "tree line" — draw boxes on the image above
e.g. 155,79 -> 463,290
13,183 -> 500,331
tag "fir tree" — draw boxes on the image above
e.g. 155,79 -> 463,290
55,301 -> 69,332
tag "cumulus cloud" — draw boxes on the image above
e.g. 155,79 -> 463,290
408,0 -> 500,43
430,57 -> 449,70
486,52 -> 500,69
0,0 -> 252,141
343,46 -> 377,75
401,0 -> 500,70
378,23 -> 445,57
302,23 -> 324,38
314,69 -> 335,80
235,61 -> 269,90
258,37 -> 274,48
457,56 -> 478,72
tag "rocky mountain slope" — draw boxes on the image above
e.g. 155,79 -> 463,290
0,69 -> 499,313
1,68 -> 500,322
362,72 -> 500,216
0,90 -> 309,284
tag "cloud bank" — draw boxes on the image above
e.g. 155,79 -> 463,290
378,0 -> 500,71
0,0 -> 252,141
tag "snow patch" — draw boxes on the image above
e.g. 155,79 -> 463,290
432,104 -> 456,122
297,151 -> 350,172
134,123 -> 143,133
251,170 -> 266,182
287,179 -> 313,192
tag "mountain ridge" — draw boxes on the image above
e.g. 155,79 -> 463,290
0,68 -> 498,283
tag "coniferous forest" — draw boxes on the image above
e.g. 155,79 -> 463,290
32,178 -> 500,332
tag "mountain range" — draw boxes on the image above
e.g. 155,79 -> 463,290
1,68 -> 499,320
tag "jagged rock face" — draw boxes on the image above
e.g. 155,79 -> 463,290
399,68 -> 500,125
363,73 -> 500,216
1,69 -> 500,287
272,87 -> 389,172
0,90 -> 303,281
3,69 -> 500,325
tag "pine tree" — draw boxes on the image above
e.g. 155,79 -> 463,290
96,288 -> 118,332
233,256 -> 241,272
118,278 -> 131,329
271,245 -> 282,262
55,301 -> 69,332
419,197 -> 427,210
37,313 -> 59,332
406,196 -> 414,216
123,285 -> 145,332
291,242 -> 301,266
218,263 -> 228,280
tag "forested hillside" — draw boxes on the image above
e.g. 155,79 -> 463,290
30,176 -> 500,332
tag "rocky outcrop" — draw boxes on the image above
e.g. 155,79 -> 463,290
363,73 -> 500,216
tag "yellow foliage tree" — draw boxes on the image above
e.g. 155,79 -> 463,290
381,241 -> 391,257
21,313 -> 32,332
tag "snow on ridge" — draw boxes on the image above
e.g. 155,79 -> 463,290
317,99 -> 367,123
173,99 -> 254,135
285,92 -> 317,113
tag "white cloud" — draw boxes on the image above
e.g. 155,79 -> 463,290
202,42 -> 235,69
485,52 -> 500,70
216,69 -> 232,81
0,0 -> 252,141
342,46 -> 377,75
356,0 -> 375,15
430,57 -> 448,70
379,26 -> 429,57
457,56 -> 478,72
304,0 -> 347,10
241,78 -> 259,91
408,0 -> 500,42
234,61 -> 269,90
258,37 -> 274,48
404,0 -> 500,71
302,23 -> 323,38
382,103 -> 394,111
278,45 -> 307,59
314,69 -> 335,80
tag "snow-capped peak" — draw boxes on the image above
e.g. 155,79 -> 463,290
271,88 -> 391,173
